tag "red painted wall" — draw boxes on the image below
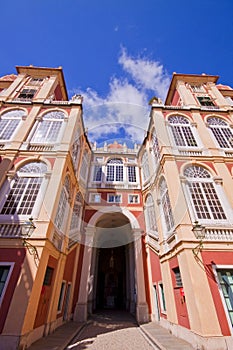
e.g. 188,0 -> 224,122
169,257 -> 190,329
201,251 -> 233,336
0,248 -> 26,333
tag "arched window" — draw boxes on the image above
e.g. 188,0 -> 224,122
0,162 -> 47,216
184,166 -> 227,221
145,194 -> 157,234
71,129 -> 81,171
159,178 -> 175,232
151,130 -> 160,161
0,109 -> 26,141
70,192 -> 83,232
80,149 -> 90,182
106,158 -> 123,182
30,110 -> 66,144
141,151 -> 150,182
207,117 -> 233,149
54,175 -> 71,232
168,115 -> 198,147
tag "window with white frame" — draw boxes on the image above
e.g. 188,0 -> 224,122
106,158 -> 123,182
145,194 -> 157,233
80,149 -> 90,182
217,269 -> 233,328
190,84 -> 205,93
128,194 -> 139,204
0,162 -> 47,216
207,117 -> 233,149
128,166 -> 136,182
29,110 -> 66,144
71,130 -> 81,170
70,192 -> 83,232
93,165 -> 102,182
158,282 -> 166,313
107,194 -> 122,203
17,88 -> 37,100
151,130 -> 160,162
184,166 -> 227,221
57,281 -> 66,312
55,176 -> 71,232
159,178 -> 175,232
89,193 -> 101,203
168,115 -> 198,147
141,151 -> 150,182
29,77 -> 44,86
0,264 -> 13,304
197,96 -> 215,106
0,109 -> 26,141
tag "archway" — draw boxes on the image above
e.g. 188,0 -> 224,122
74,207 -> 149,324
91,212 -> 136,314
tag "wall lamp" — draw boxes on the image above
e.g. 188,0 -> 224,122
192,221 -> 206,257
21,217 -> 39,263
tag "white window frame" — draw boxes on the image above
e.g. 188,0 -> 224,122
107,194 -> 122,203
54,176 -> 71,233
158,282 -> 166,314
0,109 -> 26,142
89,193 -> 101,203
28,110 -> 67,146
207,117 -> 233,149
0,162 -> 48,219
106,158 -> 124,182
128,194 -> 139,204
0,262 -> 14,307
145,194 -> 158,234
159,178 -> 175,235
141,150 -> 150,183
212,264 -> 233,335
183,166 -> 229,225
168,115 -> 200,148
92,165 -> 103,182
57,280 -> 66,313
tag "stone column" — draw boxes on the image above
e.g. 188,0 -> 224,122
73,227 -> 95,322
133,229 -> 149,323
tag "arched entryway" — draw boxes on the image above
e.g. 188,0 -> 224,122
90,212 -> 136,314
74,207 -> 149,324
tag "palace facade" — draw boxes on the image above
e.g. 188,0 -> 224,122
0,66 -> 233,350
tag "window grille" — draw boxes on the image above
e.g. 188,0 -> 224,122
207,117 -> 233,149
168,116 -> 197,147
30,111 -> 65,144
0,266 -> 10,298
217,269 -> 233,327
93,165 -> 102,181
106,158 -> 123,182
0,109 -> 25,141
145,194 -> 157,232
173,267 -> 183,287
159,179 -> 175,232
0,162 -> 47,216
107,194 -> 122,203
184,166 -> 226,220
142,151 -> 150,181
128,166 -> 136,182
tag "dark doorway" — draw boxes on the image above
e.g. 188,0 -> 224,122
96,246 -> 126,310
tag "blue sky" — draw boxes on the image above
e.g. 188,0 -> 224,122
1,0 -> 233,146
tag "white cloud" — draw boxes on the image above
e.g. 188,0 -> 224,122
77,47 -> 170,146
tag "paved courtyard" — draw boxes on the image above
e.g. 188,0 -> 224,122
65,310 -> 156,350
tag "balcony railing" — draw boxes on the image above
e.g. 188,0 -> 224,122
205,228 -> 233,241
0,223 -> 22,237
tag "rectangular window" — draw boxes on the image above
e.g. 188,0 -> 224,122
93,165 -> 102,182
18,89 -> 37,100
197,96 -> 215,106
128,166 -> 136,182
158,282 -> 166,312
0,266 -> 11,300
57,281 -> 66,312
43,267 -> 54,286
107,194 -> 122,203
190,84 -> 205,93
217,269 -> 233,327
29,78 -> 44,86
128,194 -> 139,204
90,193 -> 101,203
173,267 -> 183,287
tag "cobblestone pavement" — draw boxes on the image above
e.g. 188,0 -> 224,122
65,311 -> 157,350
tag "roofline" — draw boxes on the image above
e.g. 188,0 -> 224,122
165,73 -> 219,105
16,65 -> 68,100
